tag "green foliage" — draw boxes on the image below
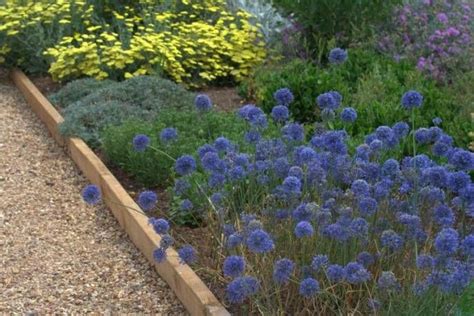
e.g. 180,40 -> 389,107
55,75 -> 195,147
240,49 -> 473,148
272,0 -> 402,57
457,282 -> 474,315
48,78 -> 114,108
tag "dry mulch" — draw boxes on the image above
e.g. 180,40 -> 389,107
0,76 -> 187,314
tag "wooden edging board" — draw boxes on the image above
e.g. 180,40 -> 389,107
10,69 -> 230,316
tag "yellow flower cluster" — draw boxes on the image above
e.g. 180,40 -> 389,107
0,0 -> 266,87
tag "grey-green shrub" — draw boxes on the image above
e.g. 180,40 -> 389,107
49,78 -> 115,108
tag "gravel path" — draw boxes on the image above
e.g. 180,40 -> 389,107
0,77 -> 187,314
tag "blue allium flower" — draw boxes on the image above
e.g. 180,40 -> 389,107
223,224 -> 235,237
132,134 -> 150,152
340,107 -> 357,123
159,234 -> 174,249
288,166 -> 304,179
345,262 -> 371,284
449,149 -> 474,171
432,140 -> 451,157
434,228 -> 459,256
246,229 -> 274,253
149,218 -> 169,235
214,136 -> 232,152
401,90 -> 423,109
81,184 -> 101,205
229,166 -> 246,181
195,94 -> 212,111
223,256 -> 245,278
327,264 -> 345,283
317,92 -> 339,110
174,178 -> 190,195
377,271 -> 400,291
382,159 -> 400,179
415,128 -> 431,144
209,172 -> 226,188
461,234 -> 474,257
273,88 -> 294,105
227,233 -> 243,249
299,278 -> 320,297
447,171 -> 470,193
160,127 -> 178,143
178,245 -> 196,264
282,176 -> 302,195
292,203 -> 315,222
296,146 -> 317,165
351,179 -> 370,197
211,192 -> 224,206
392,121 -> 410,138
311,255 -> 329,272
433,204 -> 455,227
423,166 -> 448,188
416,254 -> 434,269
282,123 -> 305,142
350,218 -> 369,238
381,230 -> 404,251
357,251 -> 375,267
153,247 -> 166,263
375,126 -> 397,148
273,258 -> 295,285
175,155 -> 196,176
433,117 -> 443,125
328,47 -> 348,64
201,152 -> 224,172
271,105 -> 289,123
180,199 -> 193,211
226,276 -> 259,304
138,190 -> 157,211
197,144 -> 217,159
323,223 -> 350,242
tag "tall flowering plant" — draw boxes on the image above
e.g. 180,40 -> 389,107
378,0 -> 473,83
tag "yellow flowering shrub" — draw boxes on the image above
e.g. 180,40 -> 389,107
0,0 -> 267,87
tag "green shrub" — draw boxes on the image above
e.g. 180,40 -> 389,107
240,49 -> 473,148
49,78 -> 115,108
55,75 -> 195,147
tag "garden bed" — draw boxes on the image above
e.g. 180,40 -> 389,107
10,69 -> 230,316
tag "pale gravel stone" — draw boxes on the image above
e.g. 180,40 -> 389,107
0,77 -> 187,315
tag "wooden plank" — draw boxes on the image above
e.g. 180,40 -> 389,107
9,69 -> 230,316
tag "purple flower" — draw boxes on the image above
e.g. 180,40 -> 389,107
461,234 -> 474,257
295,221 -> 314,238
345,262 -> 371,284
273,258 -> 295,285
328,48 -> 348,64
274,88 -> 294,105
311,255 -> 329,272
195,94 -> 212,111
132,134 -> 150,152
271,105 -> 290,123
381,230 -> 404,251
377,271 -> 400,291
138,190 -> 158,211
153,247 -> 167,263
160,127 -> 178,143
401,90 -> 423,109
246,229 -> 274,253
416,254 -> 434,269
178,245 -> 196,264
436,13 -> 448,24
81,184 -> 101,205
226,276 -> 259,304
434,228 -> 459,256
175,155 -> 196,176
149,217 -> 169,235
282,123 -> 305,142
327,264 -> 345,283
340,107 -> 357,123
299,278 -> 320,297
223,256 -> 245,278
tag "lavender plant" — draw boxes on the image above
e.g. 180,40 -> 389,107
378,0 -> 473,83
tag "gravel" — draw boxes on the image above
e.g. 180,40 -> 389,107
0,76 -> 187,314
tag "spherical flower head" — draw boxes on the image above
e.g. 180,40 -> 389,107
357,251 -> 375,267
159,127 -> 178,143
345,262 -> 371,284
381,229 -> 404,251
153,247 -> 167,263
226,233 -> 243,249
433,204 -> 455,227
271,105 -> 290,123
311,255 -> 329,272
358,197 -> 378,217
294,221 -> 314,238
317,92 -> 339,110
449,149 -> 474,171
282,176 -> 302,195
447,171 -> 470,193
401,90 -> 423,109
149,217 -> 169,235
214,136 -> 232,152
434,228 -> 459,256
273,87 -> 294,105
195,94 -> 212,112
351,179 -> 370,197
211,192 -> 224,206
299,278 -> 320,298
392,121 -> 410,138
246,229 -> 274,254
461,234 -> 474,257
436,12 -> 448,24
328,48 -> 348,64
382,159 -> 400,178
415,128 -> 431,144
180,199 -> 193,211
226,276 -> 259,304
288,166 -> 304,179
175,155 -> 196,176
432,117 -> 443,126
327,264 -> 345,283
350,217 -> 369,238
273,258 -> 295,285
138,190 -> 158,211
416,254 -> 434,269
81,184 -> 101,205
159,234 -> 174,249
178,245 -> 196,264
377,271 -> 400,291
197,144 -> 217,159
292,203 -> 313,222
282,123 -> 305,142
340,107 -> 357,123
223,256 -> 245,278
132,134 -> 150,152
229,166 -> 246,181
